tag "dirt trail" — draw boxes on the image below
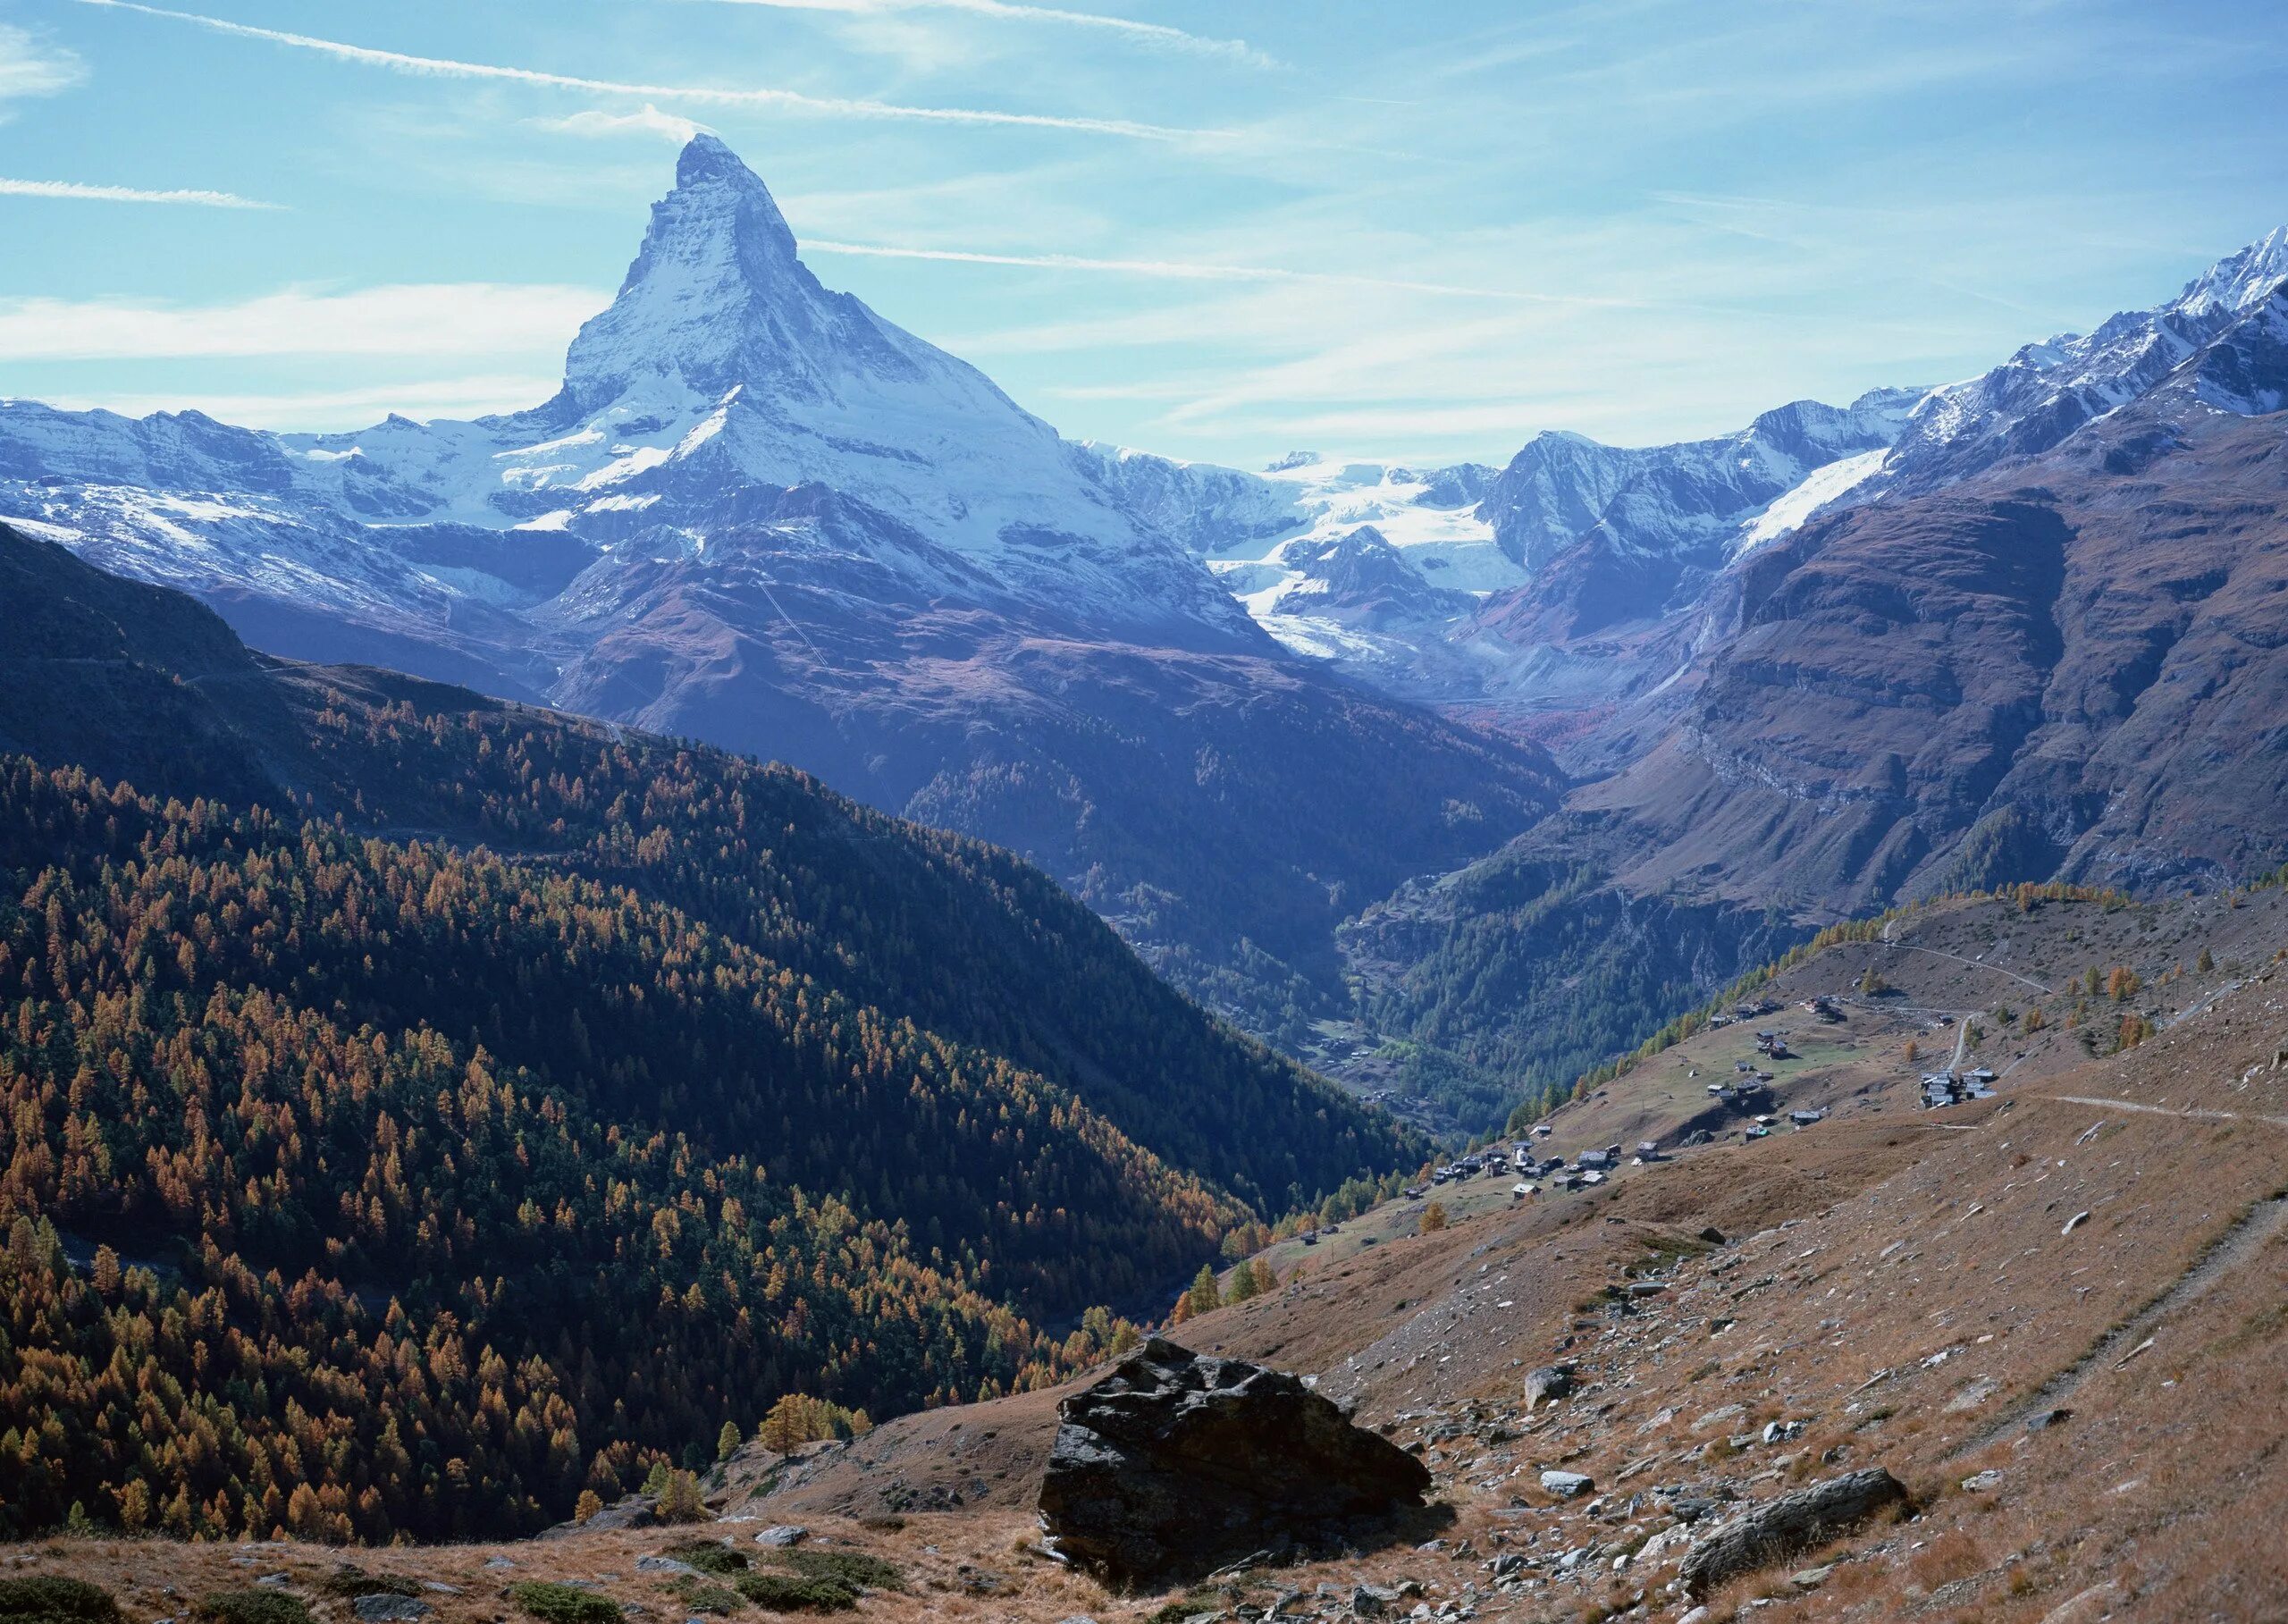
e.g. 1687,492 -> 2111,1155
1868,937 -> 2055,993
1956,1193 -> 2288,1456
2044,1093 -> 2288,1130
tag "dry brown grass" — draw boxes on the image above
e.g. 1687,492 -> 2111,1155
15,897 -> 2288,1624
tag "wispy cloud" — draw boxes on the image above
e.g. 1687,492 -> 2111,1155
72,0 -> 1217,142
532,105 -> 708,143
685,0 -> 1274,67
0,23 -> 88,106
0,283 -> 605,360
0,176 -> 277,208
805,240 -> 1628,304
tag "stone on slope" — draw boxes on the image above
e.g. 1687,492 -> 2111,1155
1678,1468 -> 1907,1598
1036,1338 -> 1432,1588
1523,1366 -> 1575,1409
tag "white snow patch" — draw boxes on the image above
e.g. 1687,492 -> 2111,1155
0,513 -> 87,543
575,444 -> 673,491
1735,448 -> 1888,553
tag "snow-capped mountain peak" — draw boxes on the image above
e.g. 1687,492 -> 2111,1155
2172,223 -> 2288,319
1878,220 -> 2288,492
0,134 -> 1262,653
556,134 -> 919,417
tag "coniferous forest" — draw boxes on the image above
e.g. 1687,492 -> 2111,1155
0,527 -> 1423,1541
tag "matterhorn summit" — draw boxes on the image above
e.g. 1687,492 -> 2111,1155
554,135 -> 1022,434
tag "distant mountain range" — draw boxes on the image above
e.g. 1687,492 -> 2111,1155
0,136 -> 1561,1074
4,135 -> 2284,1130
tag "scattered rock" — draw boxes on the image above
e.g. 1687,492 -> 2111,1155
1523,1366 -> 1576,1409
1961,1470 -> 2004,1493
633,1557 -> 700,1578
954,1565 -> 1009,1595
483,1559 -> 516,1571
1540,1470 -> 1594,1499
1678,1609 -> 1712,1624
2026,1408 -> 2075,1432
2062,1211 -> 2091,1236
1698,1228 -> 1727,1245
2039,1580 -> 2125,1624
543,1494 -> 656,1537
1678,1468 -> 1908,1597
752,1526 -> 806,1548
1036,1337 -> 1434,1588
351,1598 -> 431,1623
1790,1564 -> 1833,1591
1944,1376 -> 2000,1414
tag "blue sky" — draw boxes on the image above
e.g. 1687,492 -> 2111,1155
4,0 -> 2286,467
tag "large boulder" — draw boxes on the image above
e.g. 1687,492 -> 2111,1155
1679,1468 -> 1907,1597
1037,1338 -> 1433,1589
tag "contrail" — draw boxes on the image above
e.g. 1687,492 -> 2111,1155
72,0 -> 1216,142
685,0 -> 1274,67
804,240 -> 1631,306
0,175 -> 278,209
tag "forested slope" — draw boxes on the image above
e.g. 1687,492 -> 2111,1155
0,526 -> 1423,1541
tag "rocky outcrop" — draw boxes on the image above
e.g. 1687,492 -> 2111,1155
1036,1339 -> 1433,1589
1678,1468 -> 1907,1598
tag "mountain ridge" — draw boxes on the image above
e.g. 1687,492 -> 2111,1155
0,139 -> 1563,1055
6,141 -> 2287,1135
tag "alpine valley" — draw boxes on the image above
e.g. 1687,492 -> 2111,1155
6,136 -> 2288,1135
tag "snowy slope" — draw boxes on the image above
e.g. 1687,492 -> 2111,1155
1733,446 -> 1888,554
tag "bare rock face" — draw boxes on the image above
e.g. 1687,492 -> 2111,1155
1678,1468 -> 1907,1597
1037,1338 -> 1433,1589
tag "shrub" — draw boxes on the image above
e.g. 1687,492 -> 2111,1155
0,1578 -> 123,1624
665,1543 -> 749,1577
776,1552 -> 904,1595
670,1582 -> 744,1616
730,1574 -> 854,1613
509,1584 -> 623,1624
319,1571 -> 420,1602
1421,1201 -> 1449,1233
192,1595 -> 312,1624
